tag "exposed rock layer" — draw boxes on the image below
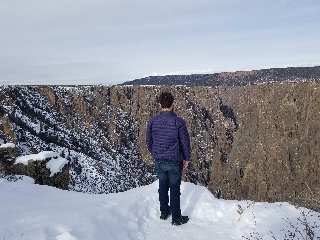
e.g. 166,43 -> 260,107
0,82 -> 319,210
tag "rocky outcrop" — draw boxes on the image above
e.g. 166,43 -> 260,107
0,145 -> 69,189
13,159 -> 69,190
0,145 -> 20,174
0,81 -> 319,210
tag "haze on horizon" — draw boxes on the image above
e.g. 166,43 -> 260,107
0,0 -> 319,85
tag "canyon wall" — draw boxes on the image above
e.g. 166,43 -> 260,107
0,83 -> 319,210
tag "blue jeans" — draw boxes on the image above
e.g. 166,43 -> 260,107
154,160 -> 183,220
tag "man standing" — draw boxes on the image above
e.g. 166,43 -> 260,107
146,92 -> 191,226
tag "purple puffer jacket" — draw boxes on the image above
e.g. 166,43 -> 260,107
146,111 -> 191,162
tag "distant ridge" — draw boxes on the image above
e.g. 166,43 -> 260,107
121,66 -> 320,86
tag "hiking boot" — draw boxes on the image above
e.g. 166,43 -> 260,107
171,216 -> 189,225
160,209 -> 172,220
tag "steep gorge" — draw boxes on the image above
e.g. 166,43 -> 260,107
0,82 -> 319,210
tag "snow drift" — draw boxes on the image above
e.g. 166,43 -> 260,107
1,177 -> 319,240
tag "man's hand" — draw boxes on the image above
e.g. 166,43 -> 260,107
183,160 -> 189,169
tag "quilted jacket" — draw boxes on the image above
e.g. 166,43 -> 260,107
146,111 -> 191,162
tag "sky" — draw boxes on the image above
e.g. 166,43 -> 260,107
0,0 -> 319,85
1,175 -> 320,240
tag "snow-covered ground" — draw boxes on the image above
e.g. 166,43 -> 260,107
1,177 -> 320,240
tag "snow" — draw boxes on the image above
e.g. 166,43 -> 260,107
15,151 -> 59,164
15,151 -> 68,177
0,143 -> 15,148
46,158 -> 69,177
1,177 -> 319,240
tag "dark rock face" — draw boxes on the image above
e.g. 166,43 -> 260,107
0,146 -> 20,175
0,80 -> 320,210
214,83 -> 320,211
0,86 -> 156,193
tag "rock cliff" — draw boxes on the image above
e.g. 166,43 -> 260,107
0,80 -> 319,210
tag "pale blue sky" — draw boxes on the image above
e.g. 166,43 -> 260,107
0,0 -> 319,85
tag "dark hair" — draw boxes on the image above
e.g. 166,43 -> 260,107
158,92 -> 174,108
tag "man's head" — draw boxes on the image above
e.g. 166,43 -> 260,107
158,92 -> 174,109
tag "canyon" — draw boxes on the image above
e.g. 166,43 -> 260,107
1,67 -> 319,211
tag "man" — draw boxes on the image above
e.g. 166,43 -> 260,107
146,92 -> 191,226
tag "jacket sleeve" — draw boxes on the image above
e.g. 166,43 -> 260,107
178,121 -> 191,161
146,120 -> 153,153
